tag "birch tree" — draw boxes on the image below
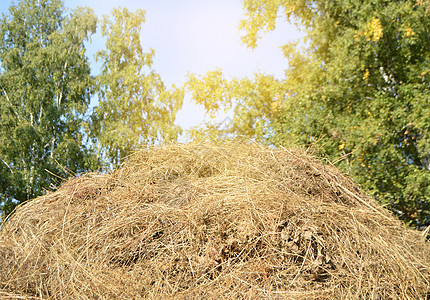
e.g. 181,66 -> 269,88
92,8 -> 184,166
0,0 -> 97,217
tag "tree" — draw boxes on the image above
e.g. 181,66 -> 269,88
0,0 -> 97,217
91,8 -> 184,166
186,0 -> 430,227
0,2 -> 185,219
186,70 -> 286,142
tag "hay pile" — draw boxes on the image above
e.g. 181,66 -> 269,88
0,142 -> 429,299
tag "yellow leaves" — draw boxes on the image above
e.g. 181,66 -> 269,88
270,101 -> 279,112
419,69 -> 429,78
240,0 -> 290,49
186,69 -> 289,140
354,17 -> 383,42
281,41 -> 299,59
363,69 -> 370,80
354,31 -> 363,41
271,94 -> 283,113
367,17 -> 383,41
285,4 -> 297,14
403,26 -> 416,43
405,27 -> 415,37
239,18 -> 260,49
186,69 -> 229,116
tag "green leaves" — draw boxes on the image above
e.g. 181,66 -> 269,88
0,0 -> 97,217
271,0 -> 430,226
1,0 -> 428,228
0,2 -> 184,219
186,0 -> 430,226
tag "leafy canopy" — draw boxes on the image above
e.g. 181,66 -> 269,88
92,8 -> 184,166
0,2 -> 184,219
0,0 -> 97,216
186,0 -> 430,227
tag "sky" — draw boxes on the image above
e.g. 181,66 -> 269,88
0,0 -> 302,139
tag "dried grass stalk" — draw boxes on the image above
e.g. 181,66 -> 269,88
1,141 -> 429,299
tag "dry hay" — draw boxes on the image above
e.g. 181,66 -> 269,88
0,141 -> 429,299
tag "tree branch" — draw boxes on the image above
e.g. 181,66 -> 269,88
0,156 -> 14,174
56,59 -> 69,108
0,84 -> 21,122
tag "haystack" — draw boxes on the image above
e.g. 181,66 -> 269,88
0,141 -> 429,299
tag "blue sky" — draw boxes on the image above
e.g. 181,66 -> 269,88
0,0 -> 301,137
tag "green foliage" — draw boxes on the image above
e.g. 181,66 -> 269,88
0,2 -> 185,219
0,0 -> 98,217
92,8 -> 184,166
187,0 -> 430,226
